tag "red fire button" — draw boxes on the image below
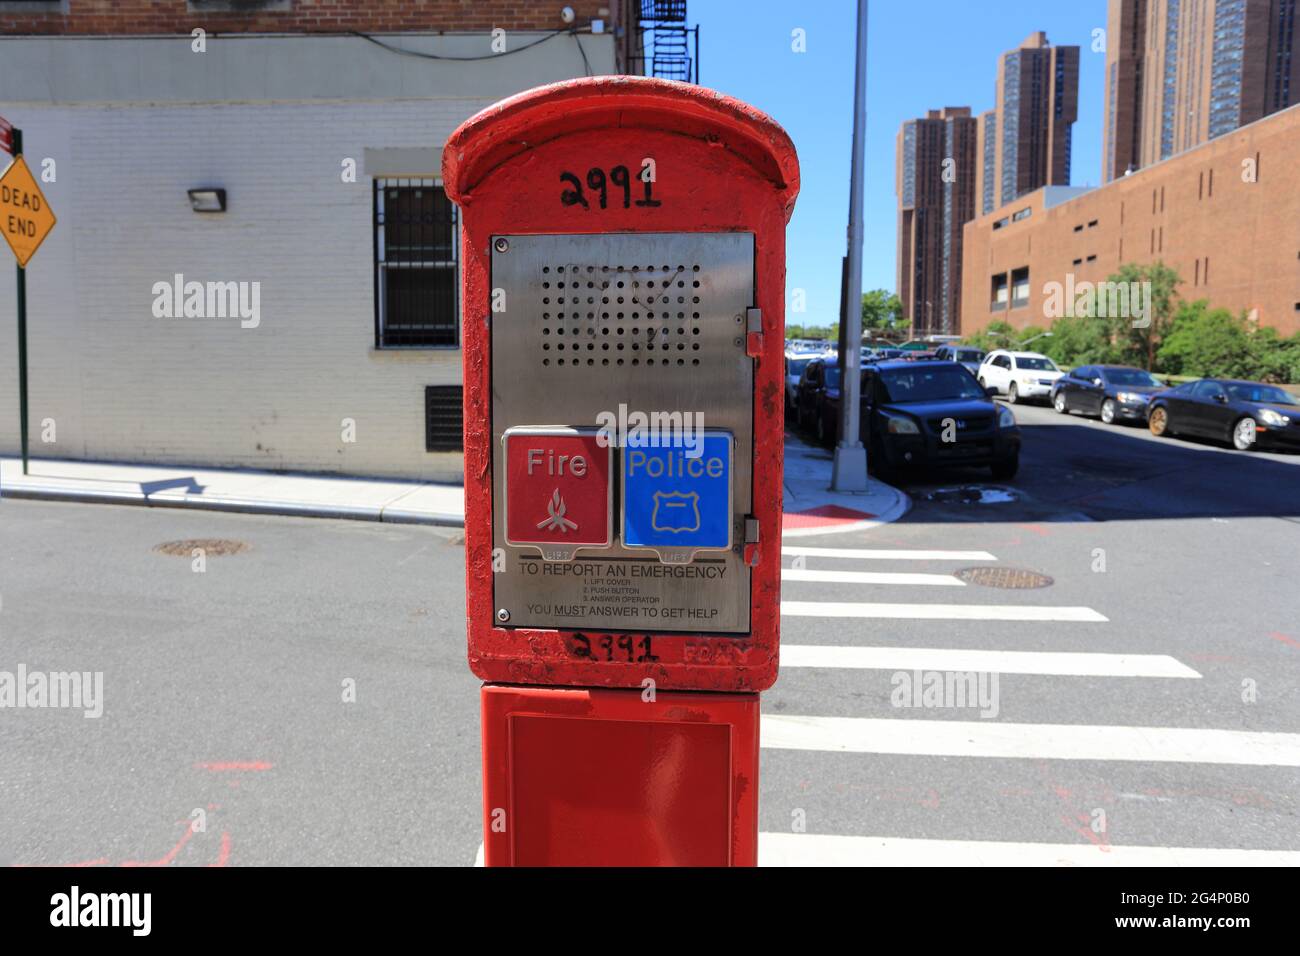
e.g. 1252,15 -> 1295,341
503,428 -> 612,554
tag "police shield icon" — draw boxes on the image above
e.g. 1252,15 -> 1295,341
650,491 -> 700,533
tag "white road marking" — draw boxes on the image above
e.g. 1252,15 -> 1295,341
782,546 -> 997,561
779,644 -> 1201,678
761,715 -> 1300,766
781,568 -> 965,587
758,833 -> 1300,867
781,601 -> 1108,622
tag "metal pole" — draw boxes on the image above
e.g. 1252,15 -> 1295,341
831,0 -> 869,491
12,126 -> 29,475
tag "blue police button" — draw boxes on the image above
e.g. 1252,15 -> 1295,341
622,433 -> 732,551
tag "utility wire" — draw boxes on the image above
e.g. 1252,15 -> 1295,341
348,27 -> 593,63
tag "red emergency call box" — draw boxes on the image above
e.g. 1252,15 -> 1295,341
444,76 -> 799,866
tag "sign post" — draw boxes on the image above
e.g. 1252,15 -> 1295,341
1,120 -> 57,476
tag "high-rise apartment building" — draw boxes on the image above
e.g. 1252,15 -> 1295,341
896,108 -> 979,336
1103,0 -> 1296,180
975,32 -> 1080,215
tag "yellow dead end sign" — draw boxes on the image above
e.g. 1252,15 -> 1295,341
0,155 -> 56,268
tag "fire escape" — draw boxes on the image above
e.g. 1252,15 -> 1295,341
635,1 -> 699,83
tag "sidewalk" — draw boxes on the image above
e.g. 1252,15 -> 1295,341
3,439 -> 908,534
781,432 -> 910,536
0,457 -> 464,526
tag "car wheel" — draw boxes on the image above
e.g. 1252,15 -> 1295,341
991,453 -> 1019,480
1232,416 -> 1257,451
1053,391 -> 1069,414
1008,382 -> 1019,404
978,376 -> 987,391
1100,399 -> 1116,424
1148,405 -> 1173,437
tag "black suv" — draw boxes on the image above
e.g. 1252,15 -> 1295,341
862,360 -> 1021,480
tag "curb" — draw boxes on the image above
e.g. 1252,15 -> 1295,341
2,484 -> 466,527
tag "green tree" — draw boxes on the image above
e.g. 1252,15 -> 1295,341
1082,261 -> 1180,369
1157,300 -> 1257,378
1040,314 -> 1114,367
963,320 -> 1016,353
861,289 -> 904,332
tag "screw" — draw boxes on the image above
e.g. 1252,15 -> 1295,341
734,337 -> 743,347
496,608 -> 510,623
494,238 -> 509,253
735,314 -> 744,323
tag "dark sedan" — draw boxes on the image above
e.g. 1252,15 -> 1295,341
1051,365 -> 1166,424
1148,378 -> 1300,451
863,360 -> 1021,479
793,356 -> 843,446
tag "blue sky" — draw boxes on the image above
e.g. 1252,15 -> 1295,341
690,0 -> 1108,326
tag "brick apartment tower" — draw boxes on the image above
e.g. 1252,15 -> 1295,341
896,108 -> 978,337
975,32 -> 1080,215
1103,0 -> 1297,178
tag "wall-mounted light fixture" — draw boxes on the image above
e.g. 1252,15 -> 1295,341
187,188 -> 227,213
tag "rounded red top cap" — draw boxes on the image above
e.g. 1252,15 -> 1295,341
442,75 -> 800,222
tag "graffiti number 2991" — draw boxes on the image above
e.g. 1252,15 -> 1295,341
560,166 -> 661,211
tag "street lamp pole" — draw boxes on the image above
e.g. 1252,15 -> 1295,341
832,0 -> 869,492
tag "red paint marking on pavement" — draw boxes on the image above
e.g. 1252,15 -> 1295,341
12,858 -> 110,868
782,504 -> 877,530
120,825 -> 195,867
1267,632 -> 1300,649
194,761 -> 273,771
209,832 -> 231,867
1018,523 -> 1050,537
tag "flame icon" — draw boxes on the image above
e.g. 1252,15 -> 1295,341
537,488 -> 578,533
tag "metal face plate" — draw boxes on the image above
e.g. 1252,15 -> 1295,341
491,233 -> 754,634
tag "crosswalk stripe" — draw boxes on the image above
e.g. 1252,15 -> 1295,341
779,644 -> 1201,678
758,833 -> 1300,867
781,600 -> 1108,622
761,715 -> 1300,766
782,546 -> 997,561
781,568 -> 965,587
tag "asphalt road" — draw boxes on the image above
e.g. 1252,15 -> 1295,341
1,400 -> 1297,865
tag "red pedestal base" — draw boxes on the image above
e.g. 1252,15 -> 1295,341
480,684 -> 759,866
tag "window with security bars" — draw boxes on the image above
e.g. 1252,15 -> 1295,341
374,178 -> 458,348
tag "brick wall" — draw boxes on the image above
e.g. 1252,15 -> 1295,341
0,98 -> 495,480
961,105 -> 1300,339
1,0 -> 619,36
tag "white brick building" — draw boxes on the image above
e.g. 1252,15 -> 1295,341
0,5 -> 640,480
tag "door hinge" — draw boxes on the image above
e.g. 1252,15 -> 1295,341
745,307 -> 763,358
743,516 -> 761,567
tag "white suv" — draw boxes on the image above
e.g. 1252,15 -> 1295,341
978,350 -> 1064,404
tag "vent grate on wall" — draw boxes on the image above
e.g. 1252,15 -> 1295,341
425,385 -> 464,452
538,263 -> 705,369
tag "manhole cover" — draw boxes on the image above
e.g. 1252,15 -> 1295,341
955,566 -> 1054,589
154,538 -> 249,557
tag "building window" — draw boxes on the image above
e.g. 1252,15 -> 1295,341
992,217 -> 1010,230
1012,207 -> 1032,222
1010,267 -> 1030,307
1087,219 -> 1099,228
991,273 -> 1009,310
374,178 -> 458,349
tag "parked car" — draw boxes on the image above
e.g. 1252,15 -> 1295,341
1051,365 -> 1166,423
977,350 -> 1064,403
862,360 -> 1020,479
1147,378 -> 1300,451
793,355 -> 843,446
933,345 -> 987,375
784,352 -> 818,413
